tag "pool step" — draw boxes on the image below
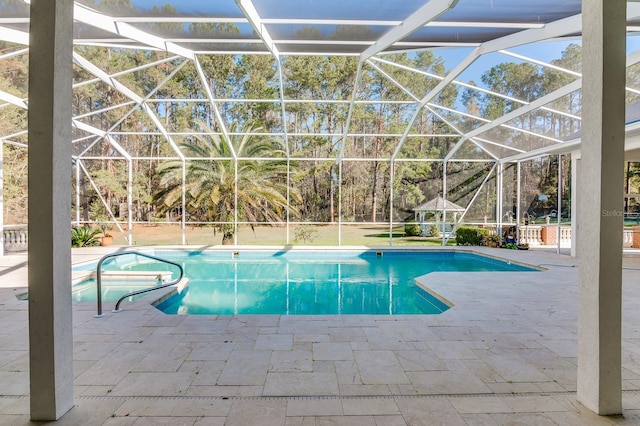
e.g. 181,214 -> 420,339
72,270 -> 173,285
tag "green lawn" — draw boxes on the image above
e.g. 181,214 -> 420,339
108,223 -> 457,247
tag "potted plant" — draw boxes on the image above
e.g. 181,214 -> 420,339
71,226 -> 102,248
483,233 -> 502,248
99,223 -> 113,247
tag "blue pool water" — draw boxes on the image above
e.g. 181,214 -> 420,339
88,250 -> 535,315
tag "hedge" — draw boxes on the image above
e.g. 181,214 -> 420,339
455,226 -> 489,246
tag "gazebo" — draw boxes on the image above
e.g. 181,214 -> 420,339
413,195 -> 465,235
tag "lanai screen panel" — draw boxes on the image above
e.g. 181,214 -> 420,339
1,0 -> 636,244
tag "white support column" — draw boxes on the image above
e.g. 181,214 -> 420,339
577,0 -> 626,415
0,140 -> 4,257
497,163 -> 503,238
442,161 -> 447,245
389,161 -> 395,247
74,157 -> 80,225
516,161 -> 521,243
127,159 -> 133,245
557,154 -> 562,254
338,161 -> 342,246
181,161 -> 186,245
571,153 -> 580,257
27,0 -> 74,421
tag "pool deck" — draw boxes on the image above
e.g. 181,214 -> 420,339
2,246 -> 640,425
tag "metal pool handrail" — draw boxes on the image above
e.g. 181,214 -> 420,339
95,251 -> 184,317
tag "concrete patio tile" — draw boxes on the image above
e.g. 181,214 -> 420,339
428,340 -> 478,360
193,417 -> 226,426
459,413 -> 500,425
354,351 -> 410,385
372,415 -> 408,426
339,384 -> 392,396
473,350 -> 552,383
236,385 -> 264,396
73,341 -> 121,361
489,412 -> 558,425
190,360 -> 226,386
539,339 -> 578,358
350,341 -> 371,351
286,398 -> 343,416
315,415 -> 377,425
448,396 -> 511,414
74,359 -> 97,379
407,371 -> 492,395
53,398 -> 127,426
100,417 -> 139,426
341,397 -> 400,415
75,385 -> 115,396
225,398 -> 287,426
387,384 -> 418,395
293,333 -> 330,343
362,329 -> 409,351
170,399 -> 232,417
132,342 -> 194,372
501,395 -> 568,413
485,381 -> 544,394
263,372 -> 339,396
110,371 -> 196,396
269,349 -> 312,372
429,326 -> 485,341
328,326 -> 367,342
185,385 -> 239,397
335,360 -> 361,385
115,399 -> 179,417
542,411 -> 608,426
313,360 -> 336,372
0,398 -> 28,415
395,397 -> 467,426
278,319 -> 330,335
462,359 -> 504,383
217,351 -> 270,386
187,342 -> 234,361
127,416 -> 199,425
255,333 -> 293,351
313,342 -> 353,360
394,349 -> 447,372
0,372 -> 30,395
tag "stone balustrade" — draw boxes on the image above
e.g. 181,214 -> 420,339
3,226 -> 28,253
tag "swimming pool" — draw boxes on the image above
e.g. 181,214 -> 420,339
87,250 -> 536,315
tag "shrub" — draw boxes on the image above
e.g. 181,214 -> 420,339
455,226 -> 489,246
71,226 -> 102,248
293,225 -> 318,244
428,223 -> 440,238
404,220 -> 422,237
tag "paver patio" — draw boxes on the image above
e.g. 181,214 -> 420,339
2,247 -> 640,424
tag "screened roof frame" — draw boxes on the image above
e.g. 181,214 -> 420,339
0,1 -> 640,164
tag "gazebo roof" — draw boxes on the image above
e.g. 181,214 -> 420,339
413,196 -> 465,212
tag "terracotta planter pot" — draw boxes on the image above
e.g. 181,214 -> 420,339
100,236 -> 113,247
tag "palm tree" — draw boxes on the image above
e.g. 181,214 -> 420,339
154,123 -> 300,244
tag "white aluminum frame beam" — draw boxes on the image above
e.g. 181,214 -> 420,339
236,0 -> 279,58
360,0 -> 459,62
72,52 -> 186,161
444,79 -> 582,161
72,3 -> 194,59
193,56 -> 236,159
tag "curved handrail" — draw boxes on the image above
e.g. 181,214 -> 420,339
95,251 -> 183,317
